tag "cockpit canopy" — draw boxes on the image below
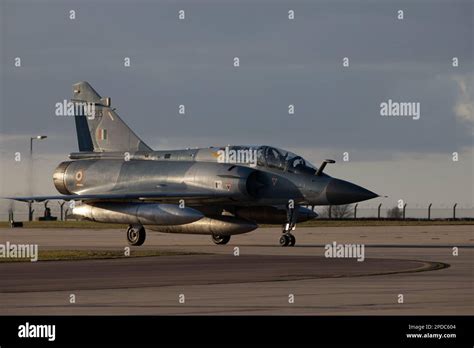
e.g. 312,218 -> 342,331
213,145 -> 318,175
257,146 -> 317,175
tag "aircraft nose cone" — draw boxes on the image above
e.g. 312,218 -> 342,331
326,179 -> 378,205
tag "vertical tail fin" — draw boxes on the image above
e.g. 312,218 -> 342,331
72,81 -> 152,152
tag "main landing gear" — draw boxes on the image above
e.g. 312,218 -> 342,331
212,234 -> 231,245
280,203 -> 298,247
127,224 -> 146,246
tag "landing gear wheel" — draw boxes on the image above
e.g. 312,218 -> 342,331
280,202 -> 298,247
279,234 -> 290,247
212,234 -> 231,245
127,225 -> 146,246
288,234 -> 296,247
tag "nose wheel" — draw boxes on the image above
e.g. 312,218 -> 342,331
279,233 -> 296,247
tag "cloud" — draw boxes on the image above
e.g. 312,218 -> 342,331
453,75 -> 474,130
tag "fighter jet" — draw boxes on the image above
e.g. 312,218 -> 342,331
7,82 -> 378,247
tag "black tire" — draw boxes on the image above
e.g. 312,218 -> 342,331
288,234 -> 296,247
212,234 -> 231,245
127,225 -> 146,246
279,234 -> 290,247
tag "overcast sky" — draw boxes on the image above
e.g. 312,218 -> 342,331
0,0 -> 472,212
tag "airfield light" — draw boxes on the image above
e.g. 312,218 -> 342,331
28,135 -> 48,221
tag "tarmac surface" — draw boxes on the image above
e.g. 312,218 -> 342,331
0,224 -> 472,315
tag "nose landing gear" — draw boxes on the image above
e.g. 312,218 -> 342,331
280,202 -> 298,247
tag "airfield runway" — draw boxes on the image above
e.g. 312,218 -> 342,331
0,225 -> 472,315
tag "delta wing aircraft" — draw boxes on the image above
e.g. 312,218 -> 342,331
7,82 -> 378,247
